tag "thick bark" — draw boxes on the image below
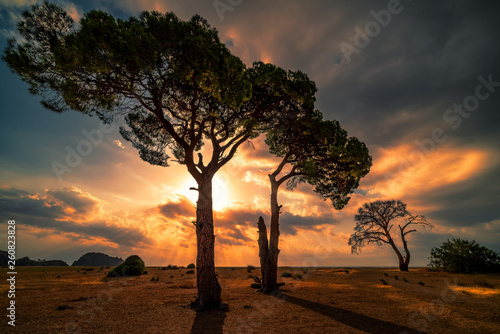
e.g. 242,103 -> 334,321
399,229 -> 410,272
192,178 -> 221,310
258,178 -> 281,293
387,237 -> 408,272
399,261 -> 409,272
257,216 -> 270,291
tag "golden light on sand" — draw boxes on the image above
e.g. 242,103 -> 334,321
450,285 -> 500,296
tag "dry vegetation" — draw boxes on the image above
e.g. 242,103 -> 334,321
1,266 -> 499,333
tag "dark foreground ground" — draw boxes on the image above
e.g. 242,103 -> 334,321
0,266 -> 499,333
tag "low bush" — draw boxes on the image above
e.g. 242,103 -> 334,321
107,255 -> 147,277
428,238 -> 500,273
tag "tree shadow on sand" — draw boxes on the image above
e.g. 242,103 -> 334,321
277,293 -> 426,334
190,309 -> 226,334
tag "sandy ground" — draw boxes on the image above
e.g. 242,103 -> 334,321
1,266 -> 499,333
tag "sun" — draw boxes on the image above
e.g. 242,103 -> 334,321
181,175 -> 231,211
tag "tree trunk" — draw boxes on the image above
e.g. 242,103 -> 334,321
257,216 -> 270,291
400,230 -> 410,272
258,178 -> 280,293
399,261 -> 409,271
387,237 -> 407,272
192,178 -> 221,310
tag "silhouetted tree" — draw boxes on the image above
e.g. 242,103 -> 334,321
3,2 -> 313,309
349,200 -> 432,271
429,238 -> 500,273
257,111 -> 372,293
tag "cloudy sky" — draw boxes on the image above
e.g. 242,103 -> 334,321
1,0 -> 499,267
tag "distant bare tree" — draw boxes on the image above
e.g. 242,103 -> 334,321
348,200 -> 432,271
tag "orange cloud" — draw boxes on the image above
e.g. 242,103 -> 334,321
364,144 -> 491,202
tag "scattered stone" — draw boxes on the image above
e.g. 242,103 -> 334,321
56,305 -> 73,311
243,305 -> 252,309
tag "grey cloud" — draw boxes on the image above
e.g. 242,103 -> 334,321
214,207 -> 338,237
158,195 -> 196,218
47,188 -> 100,215
0,187 -> 153,247
422,168 -> 500,227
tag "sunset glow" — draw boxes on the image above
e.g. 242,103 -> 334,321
0,0 -> 499,270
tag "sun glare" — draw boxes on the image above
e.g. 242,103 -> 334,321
181,175 -> 231,211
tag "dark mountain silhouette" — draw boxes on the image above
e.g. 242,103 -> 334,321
17,257 -> 68,266
0,251 -> 68,266
72,252 -> 124,267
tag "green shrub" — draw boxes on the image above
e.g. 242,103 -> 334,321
394,275 -> 399,280
247,265 -> 255,273
428,238 -> 500,273
417,281 -> 425,286
403,278 -> 408,282
107,255 -> 147,277
281,272 -> 292,278
380,279 -> 388,285
186,269 -> 195,274
383,273 -> 388,277
187,263 -> 196,269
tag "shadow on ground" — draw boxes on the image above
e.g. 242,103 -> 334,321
190,308 -> 226,334
278,293 -> 426,334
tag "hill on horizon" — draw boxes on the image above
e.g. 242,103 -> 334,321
72,252 -> 124,267
0,250 -> 68,266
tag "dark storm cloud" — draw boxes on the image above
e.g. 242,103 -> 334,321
0,187 -> 153,247
316,1 -> 500,147
423,167 -> 500,227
